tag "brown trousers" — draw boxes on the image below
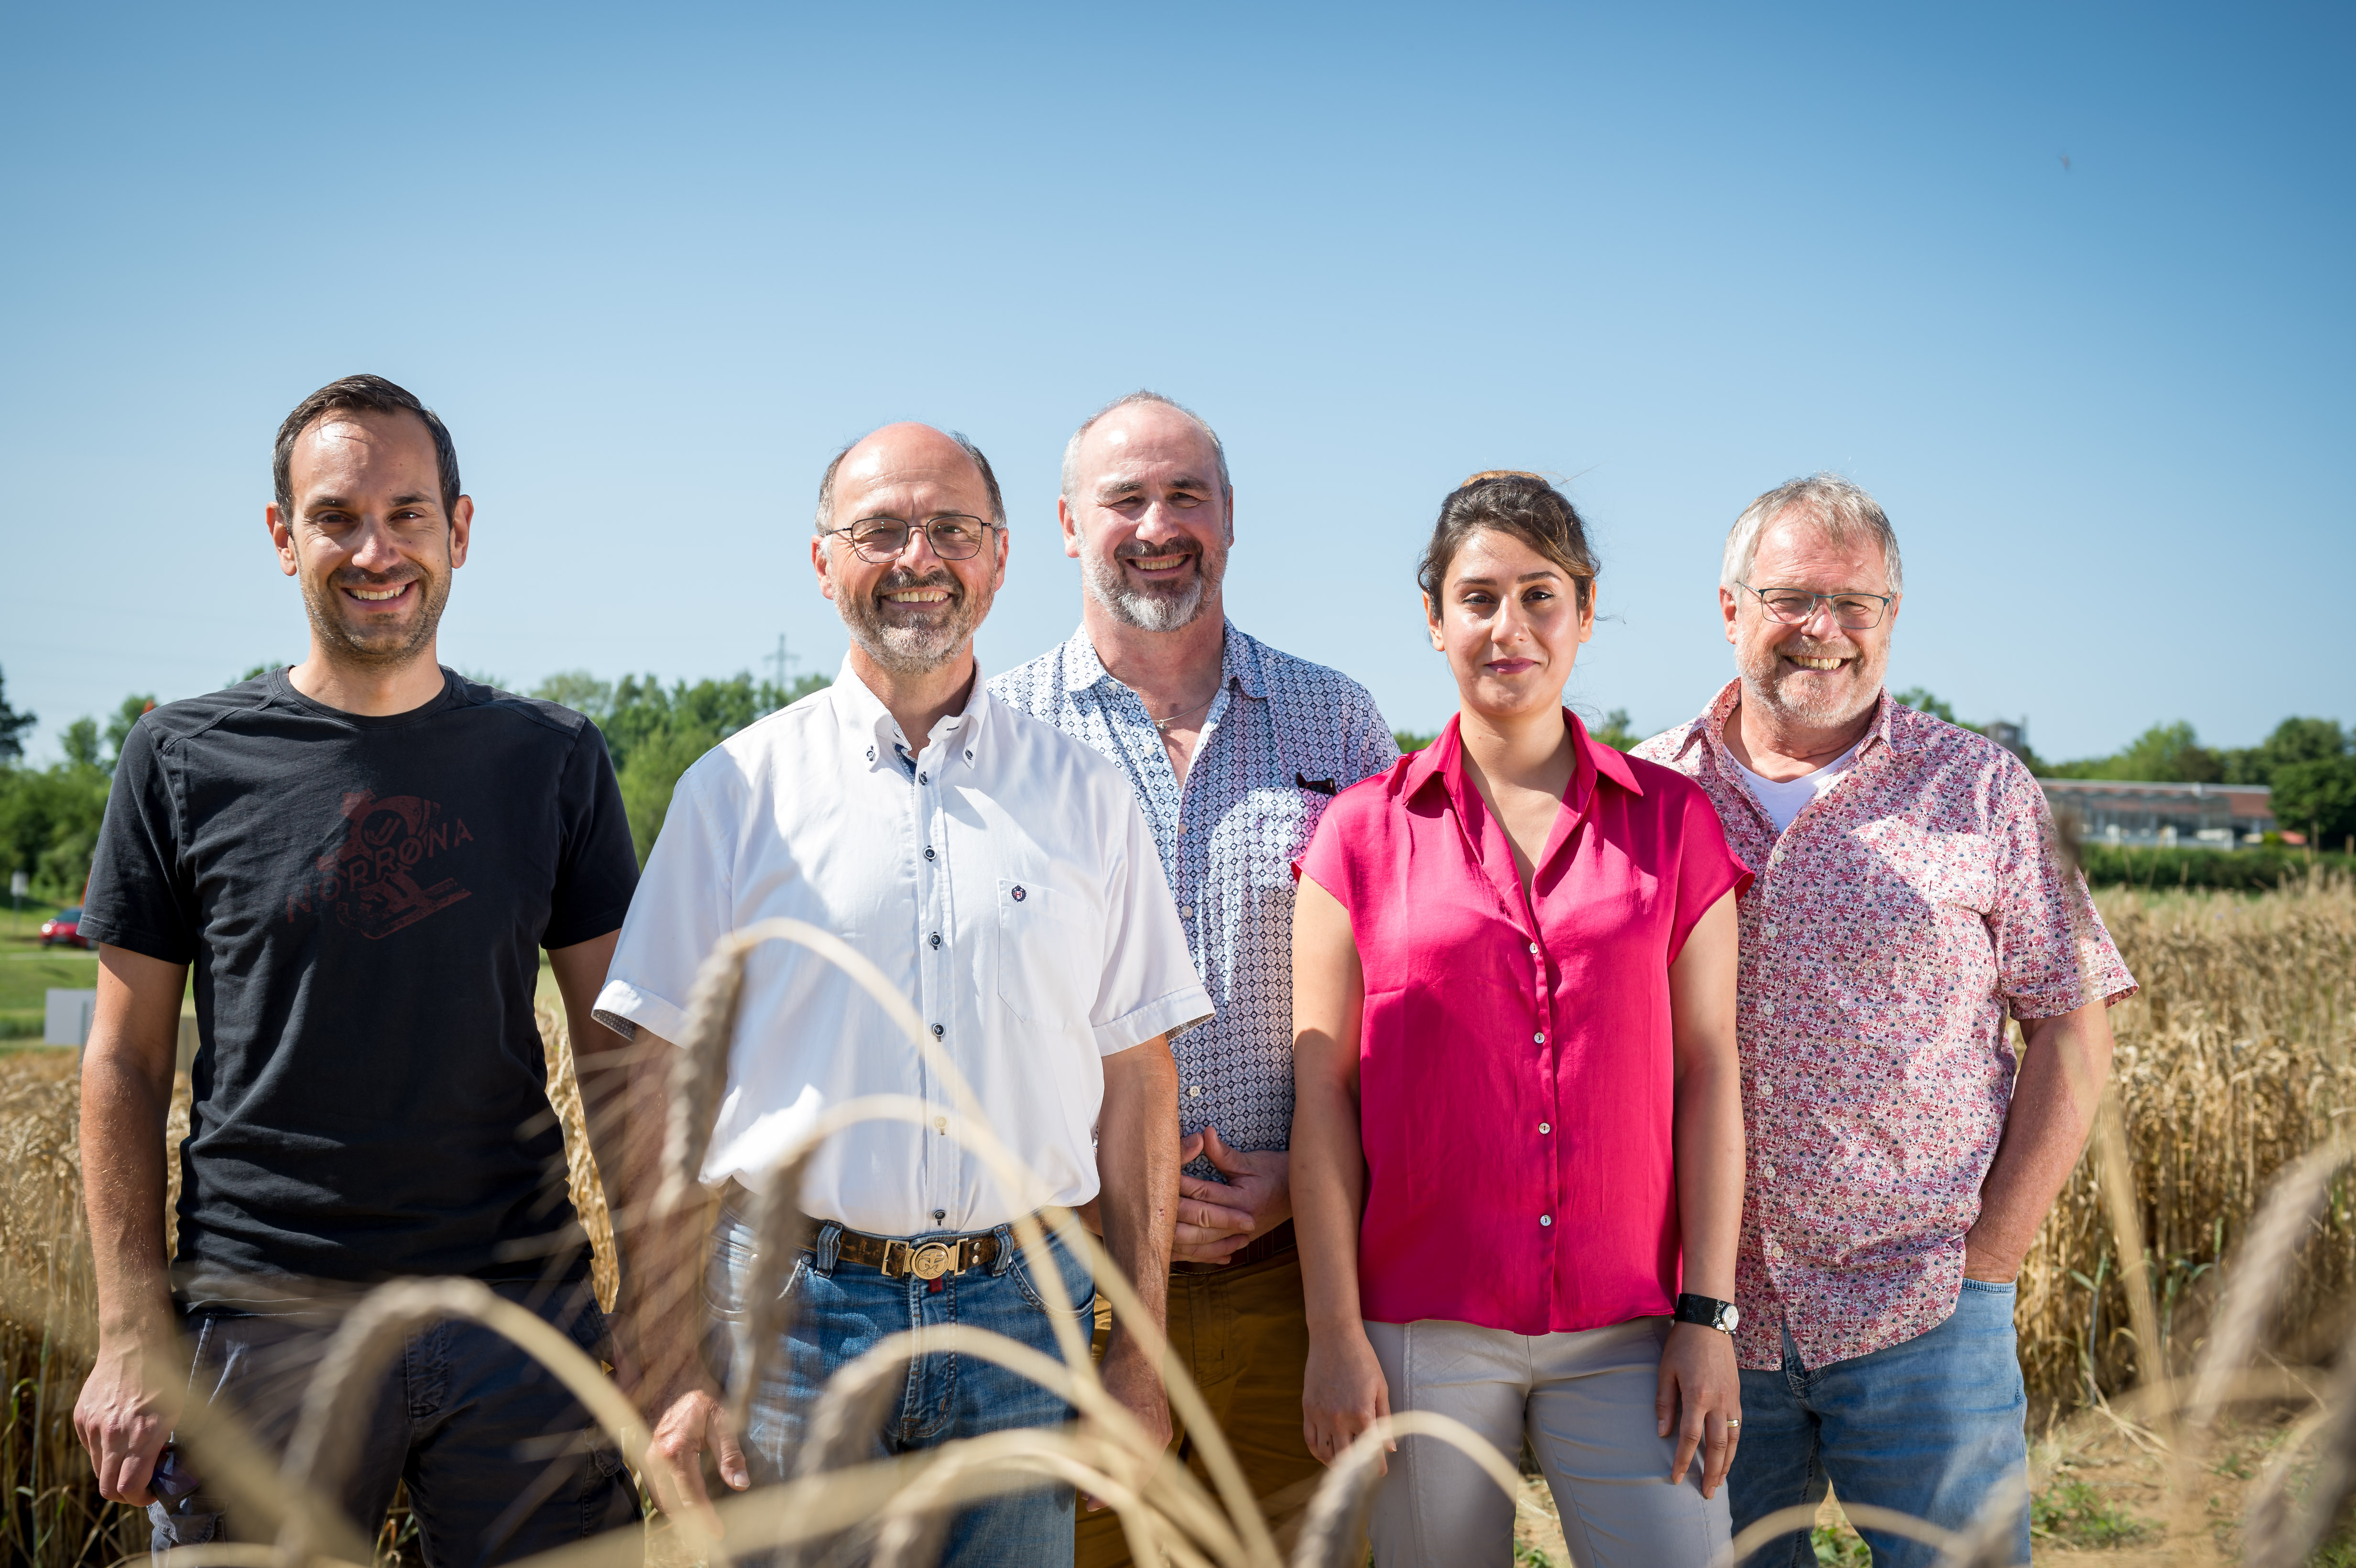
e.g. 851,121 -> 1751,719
1076,1244 -> 1331,1567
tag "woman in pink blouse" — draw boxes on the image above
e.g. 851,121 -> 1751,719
1292,474 -> 1751,1566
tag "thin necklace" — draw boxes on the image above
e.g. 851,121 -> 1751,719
1152,689 -> 1219,732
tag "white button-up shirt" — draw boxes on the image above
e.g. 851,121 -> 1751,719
594,658 -> 1212,1236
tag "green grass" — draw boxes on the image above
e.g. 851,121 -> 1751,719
1811,1522 -> 1871,1566
2030,1477 -> 2159,1549
0,904 -> 99,1041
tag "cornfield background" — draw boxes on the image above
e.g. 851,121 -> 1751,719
0,872 -> 2349,1566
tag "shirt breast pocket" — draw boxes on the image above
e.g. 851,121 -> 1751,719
996,877 -> 1093,1026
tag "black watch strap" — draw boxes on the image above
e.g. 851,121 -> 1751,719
1674,1292 -> 1740,1333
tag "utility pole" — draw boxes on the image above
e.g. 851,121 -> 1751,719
764,633 -> 794,710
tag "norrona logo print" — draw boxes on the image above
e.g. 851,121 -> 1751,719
285,789 -> 475,937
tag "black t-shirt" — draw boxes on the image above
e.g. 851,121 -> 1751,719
81,668 -> 638,1307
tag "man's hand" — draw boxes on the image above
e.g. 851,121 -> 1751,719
74,1333 -> 179,1505
1171,1126 -> 1288,1265
1085,1331 -> 1172,1512
640,1383 -> 751,1536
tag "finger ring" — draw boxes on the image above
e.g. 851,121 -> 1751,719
1725,1418 -> 1741,1428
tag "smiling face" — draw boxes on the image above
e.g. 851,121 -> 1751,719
1061,401 -> 1229,633
268,408 -> 469,670
814,423 -> 1005,675
1722,512 -> 1899,730
1427,527 -> 1594,722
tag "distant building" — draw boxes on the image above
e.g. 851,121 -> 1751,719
1984,719 -> 2028,761
2038,778 -> 2275,849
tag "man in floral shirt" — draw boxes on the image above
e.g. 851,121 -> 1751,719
1635,474 -> 2134,1568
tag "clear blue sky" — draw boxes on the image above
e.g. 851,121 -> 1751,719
4,3 -> 2349,764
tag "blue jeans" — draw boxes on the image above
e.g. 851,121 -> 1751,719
1731,1279 -> 2029,1568
706,1201 -> 1095,1567
148,1281 -> 638,1566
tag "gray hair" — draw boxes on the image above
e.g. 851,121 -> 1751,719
1721,472 -> 1904,593
1059,390 -> 1231,502
813,426 -> 1006,537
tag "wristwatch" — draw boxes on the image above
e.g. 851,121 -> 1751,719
1674,1292 -> 1740,1334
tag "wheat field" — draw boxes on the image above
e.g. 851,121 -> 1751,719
0,873 -> 2348,1565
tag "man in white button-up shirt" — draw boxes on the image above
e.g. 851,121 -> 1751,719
592,423 -> 1210,1566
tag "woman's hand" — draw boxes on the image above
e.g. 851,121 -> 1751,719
1655,1322 -> 1741,1499
1302,1326 -> 1394,1471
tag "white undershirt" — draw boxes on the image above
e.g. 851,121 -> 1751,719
1733,740 -> 1863,835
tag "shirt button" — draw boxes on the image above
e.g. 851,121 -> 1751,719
924,847 -> 936,860
866,746 -> 876,761
1763,922 -> 1778,936
1538,1122 -> 1551,1134
1540,1215 -> 1553,1228
918,771 -> 928,784
934,1209 -> 946,1222
929,933 -> 941,948
1533,1032 -> 1545,1044
1761,1164 -> 1778,1180
931,1024 -> 945,1037
1527,942 -> 1540,955
964,750 -> 973,761
1188,1085 -> 1203,1098
1759,1001 -> 1774,1016
935,1117 -> 948,1133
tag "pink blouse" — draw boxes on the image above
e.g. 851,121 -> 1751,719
1297,712 -> 1751,1335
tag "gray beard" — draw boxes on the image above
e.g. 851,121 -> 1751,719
1736,639 -> 1886,730
837,573 -> 985,675
1083,547 -> 1223,633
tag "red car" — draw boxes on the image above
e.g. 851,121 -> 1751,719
39,907 -> 90,949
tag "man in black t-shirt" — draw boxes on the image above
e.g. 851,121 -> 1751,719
73,375 -> 643,1560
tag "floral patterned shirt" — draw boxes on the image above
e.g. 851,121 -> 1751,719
1633,680 -> 2136,1369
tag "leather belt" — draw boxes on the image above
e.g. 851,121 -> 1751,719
719,1183 -> 1004,1282
1174,1219 -> 1297,1275
827,1227 -> 1003,1281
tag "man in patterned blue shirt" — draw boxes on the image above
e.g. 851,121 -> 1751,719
992,391 -> 1397,1564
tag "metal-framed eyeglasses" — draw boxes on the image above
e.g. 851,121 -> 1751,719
1737,584 -> 1895,631
826,513 -> 997,563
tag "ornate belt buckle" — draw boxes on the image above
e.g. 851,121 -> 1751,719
909,1241 -> 956,1281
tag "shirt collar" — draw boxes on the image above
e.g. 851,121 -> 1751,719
1404,709 -> 1644,811
1679,676 -> 1906,764
1059,617 -> 1259,701
833,653 -> 991,771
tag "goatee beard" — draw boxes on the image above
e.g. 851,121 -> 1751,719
300,571 -> 448,669
840,568 -> 986,675
1084,543 -> 1224,633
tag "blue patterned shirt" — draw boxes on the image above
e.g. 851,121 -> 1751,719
991,622 -> 1399,1155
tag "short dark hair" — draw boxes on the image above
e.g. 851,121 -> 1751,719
1418,471 -> 1599,614
273,374 -> 462,519
813,427 -> 1006,535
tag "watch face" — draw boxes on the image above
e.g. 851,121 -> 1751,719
1721,1302 -> 1741,1332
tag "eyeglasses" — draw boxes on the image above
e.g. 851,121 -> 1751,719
1739,584 -> 1895,631
826,513 -> 996,563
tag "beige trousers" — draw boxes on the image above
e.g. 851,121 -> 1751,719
1365,1316 -> 1731,1568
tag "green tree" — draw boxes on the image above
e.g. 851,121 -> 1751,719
0,666 -> 33,763
1393,730 -> 1436,754
2223,716 -> 2347,785
105,694 -> 156,770
59,718 -> 101,770
531,671 -> 615,724
578,669 -> 830,863
2047,720 -> 2224,783
1589,708 -> 1641,750
1893,687 -> 1964,726
2270,756 -> 2356,849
